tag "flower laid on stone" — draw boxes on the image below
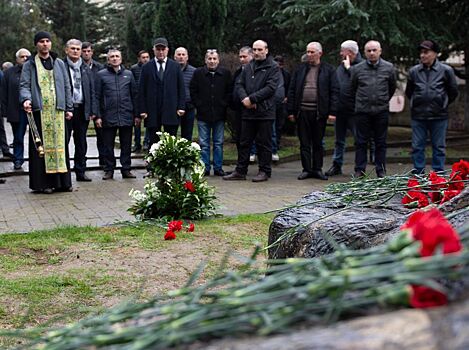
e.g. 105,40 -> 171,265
401,160 -> 468,208
399,208 -> 462,307
23,208 -> 469,349
128,132 -> 216,220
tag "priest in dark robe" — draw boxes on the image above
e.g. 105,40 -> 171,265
19,31 -> 73,193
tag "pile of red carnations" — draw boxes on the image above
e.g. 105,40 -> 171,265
402,159 -> 469,208
400,208 -> 463,307
164,220 -> 195,240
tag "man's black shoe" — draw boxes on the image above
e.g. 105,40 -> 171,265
297,171 -> 312,180
353,170 -> 365,179
214,169 -> 225,176
311,170 -> 328,180
325,164 -> 342,176
376,170 -> 386,178
102,172 -> 114,180
223,171 -> 246,181
122,171 -> 137,179
2,151 -> 14,159
0,178 -> 5,184
252,171 -> 269,182
76,174 -> 92,182
131,145 -> 142,153
14,163 -> 23,171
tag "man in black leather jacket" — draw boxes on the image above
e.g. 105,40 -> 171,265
223,40 -> 280,182
351,40 -> 396,178
405,40 -> 458,174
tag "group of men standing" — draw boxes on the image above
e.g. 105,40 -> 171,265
0,30 -> 459,191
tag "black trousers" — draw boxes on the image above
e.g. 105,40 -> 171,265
297,110 -> 326,172
236,119 -> 273,176
147,125 -> 178,146
354,112 -> 388,173
94,122 -> 106,166
275,102 -> 287,148
0,112 -> 9,154
102,126 -> 132,173
66,105 -> 90,175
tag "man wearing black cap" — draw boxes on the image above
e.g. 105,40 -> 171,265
19,31 -> 74,194
138,37 -> 185,147
405,40 -> 458,174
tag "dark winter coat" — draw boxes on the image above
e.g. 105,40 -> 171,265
1,65 -> 24,122
350,58 -> 397,115
336,55 -> 363,114
63,59 -> 97,120
95,65 -> 138,128
287,62 -> 339,118
235,56 -> 280,120
405,60 -> 458,120
138,58 -> 185,127
190,66 -> 232,123
19,52 -> 73,112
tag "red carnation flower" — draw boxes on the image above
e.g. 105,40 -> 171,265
410,285 -> 448,308
451,159 -> 469,180
164,230 -> 176,240
440,189 -> 462,204
402,191 -> 429,208
448,172 -> 465,191
428,171 -> 448,191
184,180 -> 196,192
429,190 -> 442,203
187,223 -> 195,232
401,208 -> 462,257
407,178 -> 420,189
168,220 -> 183,232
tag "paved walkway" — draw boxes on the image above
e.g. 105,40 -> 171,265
0,127 -> 416,234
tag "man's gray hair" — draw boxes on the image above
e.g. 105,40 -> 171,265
66,39 -> 83,48
2,62 -> 13,70
107,48 -> 121,56
239,46 -> 253,55
15,48 -> 31,58
340,40 -> 359,54
365,40 -> 381,49
175,47 -> 188,54
307,42 -> 323,53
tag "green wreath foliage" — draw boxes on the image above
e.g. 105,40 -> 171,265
129,133 -> 216,220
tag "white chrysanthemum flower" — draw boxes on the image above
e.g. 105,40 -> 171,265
191,142 -> 201,151
150,141 -> 162,154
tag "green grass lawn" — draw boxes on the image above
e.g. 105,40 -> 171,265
0,214 -> 273,334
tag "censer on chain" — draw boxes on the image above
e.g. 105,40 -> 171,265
26,112 -> 45,157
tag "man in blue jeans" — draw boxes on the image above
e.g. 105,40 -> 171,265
190,50 -> 232,176
405,40 -> 458,174
1,48 -> 31,170
326,40 -> 362,176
